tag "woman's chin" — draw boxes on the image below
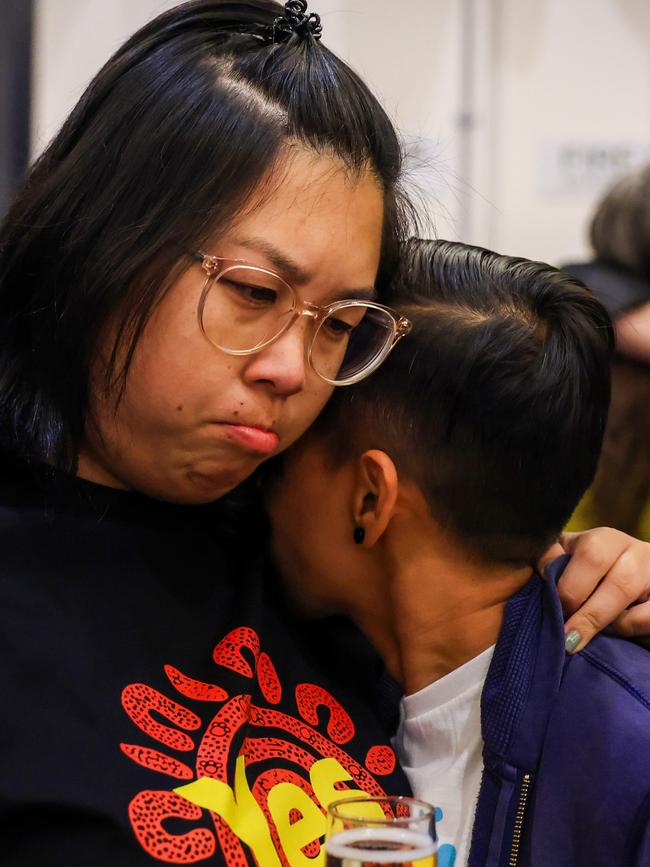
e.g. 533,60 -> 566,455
178,464 -> 258,504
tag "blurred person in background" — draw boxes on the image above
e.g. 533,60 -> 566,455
564,164 -> 650,539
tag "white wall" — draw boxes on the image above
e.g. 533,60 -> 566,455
31,0 -> 175,156
486,0 -> 650,264
31,0 -> 650,265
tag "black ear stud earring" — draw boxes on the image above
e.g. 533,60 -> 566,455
353,527 -> 365,545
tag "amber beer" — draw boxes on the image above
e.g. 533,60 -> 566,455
325,827 -> 437,867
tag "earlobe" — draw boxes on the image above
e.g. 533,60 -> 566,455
352,450 -> 399,547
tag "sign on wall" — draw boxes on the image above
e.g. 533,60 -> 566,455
540,142 -> 650,197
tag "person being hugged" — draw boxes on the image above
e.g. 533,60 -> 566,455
270,240 -> 650,866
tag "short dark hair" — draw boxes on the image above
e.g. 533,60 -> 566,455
0,0 -> 410,468
316,239 -> 615,565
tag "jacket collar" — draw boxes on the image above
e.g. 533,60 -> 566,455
467,557 -> 571,867
481,555 -> 568,771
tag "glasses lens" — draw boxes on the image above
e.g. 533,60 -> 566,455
200,266 -> 295,352
311,304 -> 395,384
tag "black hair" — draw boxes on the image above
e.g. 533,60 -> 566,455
0,0 -> 409,468
590,163 -> 650,278
317,239 -> 615,565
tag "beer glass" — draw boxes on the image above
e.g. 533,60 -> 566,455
325,795 -> 437,867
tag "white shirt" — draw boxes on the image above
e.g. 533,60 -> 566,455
394,646 -> 495,867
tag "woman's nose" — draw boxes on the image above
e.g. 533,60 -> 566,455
242,316 -> 310,396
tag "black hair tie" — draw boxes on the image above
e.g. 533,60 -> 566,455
268,0 -> 323,43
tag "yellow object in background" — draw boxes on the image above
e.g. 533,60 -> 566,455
566,492 -> 650,542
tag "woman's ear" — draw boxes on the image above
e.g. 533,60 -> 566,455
352,450 -> 399,547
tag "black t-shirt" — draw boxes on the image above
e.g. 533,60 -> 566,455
0,454 -> 409,865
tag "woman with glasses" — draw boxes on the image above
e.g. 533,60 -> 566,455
0,2 -> 649,864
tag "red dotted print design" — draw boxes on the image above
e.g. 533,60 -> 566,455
249,705 -> 386,797
122,626 -> 396,865
195,696 -> 252,867
253,769 -> 321,867
165,665 -> 229,703
242,736 -> 315,773
396,801 -> 410,819
122,683 -> 201,752
212,627 -> 260,678
129,790 -> 215,864
365,745 -> 397,776
195,695 -> 251,781
257,652 -> 282,705
295,683 -> 355,744
210,822 -> 248,867
121,744 -> 194,780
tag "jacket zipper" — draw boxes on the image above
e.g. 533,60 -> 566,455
508,773 -> 531,866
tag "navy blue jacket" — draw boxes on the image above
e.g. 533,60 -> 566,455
468,556 -> 650,867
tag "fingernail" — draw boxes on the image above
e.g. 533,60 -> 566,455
565,629 -> 581,654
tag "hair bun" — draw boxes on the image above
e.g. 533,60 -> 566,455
271,0 -> 323,42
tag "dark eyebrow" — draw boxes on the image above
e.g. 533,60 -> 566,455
232,236 -> 377,302
233,236 -> 313,285
327,287 -> 377,303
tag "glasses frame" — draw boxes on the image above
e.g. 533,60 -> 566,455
191,251 -> 412,386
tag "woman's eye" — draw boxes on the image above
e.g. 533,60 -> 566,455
224,280 -> 278,306
323,316 -> 354,338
